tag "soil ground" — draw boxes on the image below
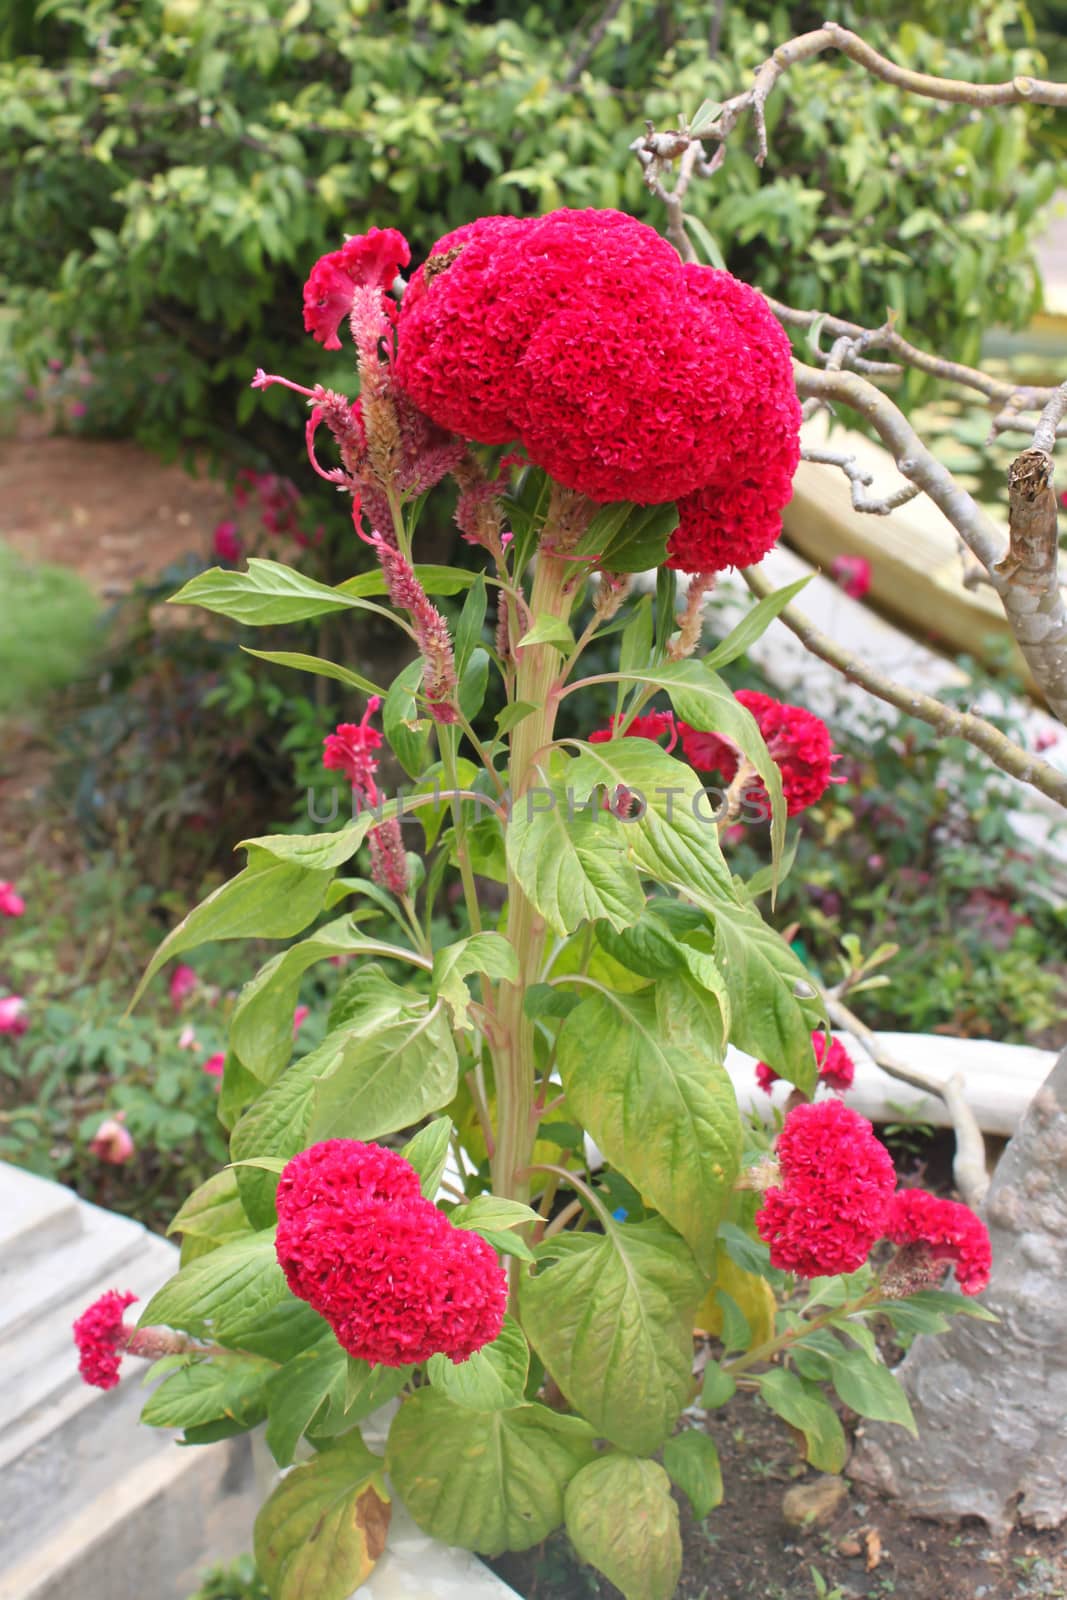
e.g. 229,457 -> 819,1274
494,1382 -> 1067,1600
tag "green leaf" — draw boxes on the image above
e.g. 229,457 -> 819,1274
564,1455 -> 681,1600
505,773 -> 645,938
336,1359 -> 413,1427
496,700 -> 539,735
662,1429 -> 723,1519
556,988 -> 740,1271
431,932 -> 518,1029
338,565 -> 477,599
139,1231 -> 290,1344
231,916 -> 420,1083
385,1391 -> 595,1556
133,844 -> 336,1006
142,1353 -> 273,1432
517,613 -> 576,651
572,502 -> 679,573
450,1195 -> 540,1232
401,1117 -> 453,1200
242,648 -> 384,698
265,1341 -> 347,1467
236,826 -> 372,872
171,559 -> 390,626
756,1369 -> 848,1472
708,899 -> 821,1095
700,1361 -> 736,1409
426,1315 -> 530,1411
518,1219 -> 705,1455
168,1168 -> 251,1248
254,1431 -> 391,1600
825,1345 -> 917,1434
610,660 -> 786,875
566,739 -> 738,916
455,572 -> 487,673
703,576 -> 812,670
383,657 -> 432,779
310,1000 -> 459,1144
683,212 -> 727,269
459,645 -> 490,720
618,600 -> 653,676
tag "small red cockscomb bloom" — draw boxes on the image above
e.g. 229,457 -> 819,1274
0,880 -> 25,917
275,1140 -> 507,1367
73,1290 -> 137,1390
303,228 -> 412,350
884,1188 -> 992,1296
323,699 -> 384,803
679,690 -> 838,816
756,1030 -> 856,1095
588,710 -> 677,749
213,520 -> 242,563
756,1099 -> 896,1277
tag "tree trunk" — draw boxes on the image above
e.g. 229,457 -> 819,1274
850,1045 -> 1067,1534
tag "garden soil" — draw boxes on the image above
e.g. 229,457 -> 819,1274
493,1382 -> 1067,1599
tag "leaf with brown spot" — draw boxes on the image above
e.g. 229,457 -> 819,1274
254,1431 -> 391,1600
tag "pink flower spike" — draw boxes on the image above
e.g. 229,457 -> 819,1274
0,881 -> 25,917
250,370 -> 318,398
0,995 -> 28,1036
89,1115 -> 135,1165
292,1005 -> 310,1038
73,1290 -> 137,1389
201,1052 -> 225,1080
169,964 -> 198,1008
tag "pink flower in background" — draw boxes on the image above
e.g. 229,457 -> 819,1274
89,1114 -> 135,1165
73,1290 -> 137,1390
213,520 -> 242,562
48,358 -> 64,373
70,400 -> 87,419
756,1030 -> 856,1096
0,881 -> 25,917
1035,728 -> 1060,753
0,996 -> 28,1035
178,1025 -> 198,1050
292,1005 -> 310,1037
830,554 -> 872,599
201,1052 -> 225,1079
169,964 -> 198,1007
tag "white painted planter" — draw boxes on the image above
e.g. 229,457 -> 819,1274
726,1032 -> 1057,1138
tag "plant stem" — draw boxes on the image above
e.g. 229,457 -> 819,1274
492,552 -> 574,1207
722,1289 -> 880,1378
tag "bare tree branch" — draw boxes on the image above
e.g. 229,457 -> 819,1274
800,444 -> 921,515
741,564 -> 1067,809
824,994 -> 990,1207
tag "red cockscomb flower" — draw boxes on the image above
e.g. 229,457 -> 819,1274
275,1140 -> 507,1367
396,210 -> 800,507
756,1099 -> 896,1277
213,521 -> 242,563
756,1030 -> 856,1095
303,228 -> 412,350
0,995 -> 27,1036
679,690 -> 838,816
73,1290 -> 137,1390
884,1188 -> 992,1296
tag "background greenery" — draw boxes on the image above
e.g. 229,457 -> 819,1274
0,0 -> 1059,471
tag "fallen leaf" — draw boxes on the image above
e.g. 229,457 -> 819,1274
865,1527 -> 883,1570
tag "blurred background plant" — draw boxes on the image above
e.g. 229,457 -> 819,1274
0,0 -> 1058,471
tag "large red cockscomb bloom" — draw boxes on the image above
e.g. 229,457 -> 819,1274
73,1290 -> 137,1390
588,710 -> 677,748
668,467 -> 796,575
884,1188 -> 992,1296
756,1099 -> 896,1277
303,228 -> 411,350
395,210 -> 800,506
755,1030 -> 856,1095
275,1140 -> 508,1367
678,689 -> 838,816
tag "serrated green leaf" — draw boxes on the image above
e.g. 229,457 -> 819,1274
565,1454 -> 681,1600
310,999 -> 459,1145
505,774 -> 645,937
264,1341 -> 347,1466
254,1431 -> 390,1600
401,1117 -> 453,1200
427,1315 -> 529,1411
142,1353 -> 273,1432
756,1368 -> 848,1472
431,932 -> 518,1029
662,1429 -> 723,1519
517,613 -> 576,651
139,1231 -> 289,1344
